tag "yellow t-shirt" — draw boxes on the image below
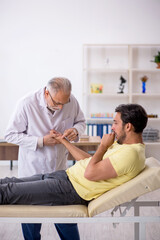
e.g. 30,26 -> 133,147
66,142 -> 145,201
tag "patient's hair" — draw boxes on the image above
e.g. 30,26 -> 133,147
115,104 -> 148,133
47,77 -> 72,95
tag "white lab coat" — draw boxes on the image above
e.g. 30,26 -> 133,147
5,88 -> 86,177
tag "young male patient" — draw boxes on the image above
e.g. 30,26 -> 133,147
0,104 -> 148,206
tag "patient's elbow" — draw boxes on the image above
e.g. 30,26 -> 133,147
84,170 -> 95,181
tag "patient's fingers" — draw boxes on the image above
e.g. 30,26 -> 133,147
50,129 -> 61,135
43,134 -> 60,146
101,132 -> 115,149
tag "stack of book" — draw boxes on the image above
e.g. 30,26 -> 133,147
79,135 -> 90,142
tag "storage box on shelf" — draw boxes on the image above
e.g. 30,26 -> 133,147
83,44 -> 160,160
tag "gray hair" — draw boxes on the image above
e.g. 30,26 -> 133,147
47,77 -> 72,95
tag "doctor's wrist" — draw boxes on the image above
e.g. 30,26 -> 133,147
72,128 -> 78,136
38,137 -> 44,148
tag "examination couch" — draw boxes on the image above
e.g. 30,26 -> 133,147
0,157 -> 160,240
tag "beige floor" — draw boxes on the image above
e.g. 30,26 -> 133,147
0,163 -> 160,240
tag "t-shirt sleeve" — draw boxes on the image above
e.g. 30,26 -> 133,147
109,147 -> 139,176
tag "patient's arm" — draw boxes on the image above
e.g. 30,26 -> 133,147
62,138 -> 91,160
84,133 -> 117,181
51,132 -> 91,161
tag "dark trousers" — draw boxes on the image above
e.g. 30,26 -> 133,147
0,170 -> 87,239
22,223 -> 80,240
0,170 -> 88,206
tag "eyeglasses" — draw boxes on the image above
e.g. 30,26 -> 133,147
48,90 -> 70,106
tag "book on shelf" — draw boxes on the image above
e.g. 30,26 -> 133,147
87,123 -> 112,138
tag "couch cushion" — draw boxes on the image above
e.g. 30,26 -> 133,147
0,204 -> 88,218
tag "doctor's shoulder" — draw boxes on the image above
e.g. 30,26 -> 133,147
15,89 -> 41,111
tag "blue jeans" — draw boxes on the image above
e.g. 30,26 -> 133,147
22,223 -> 80,240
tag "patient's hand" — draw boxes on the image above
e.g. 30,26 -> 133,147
101,132 -> 115,150
50,130 -> 64,143
43,133 -> 60,146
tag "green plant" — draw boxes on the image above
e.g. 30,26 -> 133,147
151,51 -> 160,63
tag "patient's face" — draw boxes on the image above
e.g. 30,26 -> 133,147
112,113 -> 126,144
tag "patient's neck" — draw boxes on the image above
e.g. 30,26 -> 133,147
123,133 -> 143,144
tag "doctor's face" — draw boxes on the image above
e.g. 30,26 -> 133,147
45,89 -> 70,111
111,112 -> 126,144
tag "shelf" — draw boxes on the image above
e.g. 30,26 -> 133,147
144,141 -> 160,146
131,69 -> 160,73
86,118 -> 113,124
83,44 -> 160,147
148,118 -> 160,121
83,68 -> 128,73
132,93 -> 160,97
87,93 -> 129,97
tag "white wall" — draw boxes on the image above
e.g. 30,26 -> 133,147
0,0 -> 160,137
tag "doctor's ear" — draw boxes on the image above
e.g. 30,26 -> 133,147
45,88 -> 49,96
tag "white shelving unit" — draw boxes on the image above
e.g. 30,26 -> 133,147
83,44 -> 160,160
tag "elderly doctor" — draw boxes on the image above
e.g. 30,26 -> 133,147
5,77 -> 86,240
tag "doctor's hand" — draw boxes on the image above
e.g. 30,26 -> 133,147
62,128 -> 78,142
43,133 -> 61,146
